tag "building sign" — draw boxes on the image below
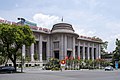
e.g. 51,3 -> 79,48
24,20 -> 37,27
0,19 -> 50,33
60,60 -> 66,67
115,61 -> 118,69
0,19 -> 16,25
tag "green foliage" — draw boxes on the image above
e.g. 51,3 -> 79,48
65,58 -> 83,70
16,52 -> 22,60
45,58 -> 60,70
0,51 -> 8,65
0,23 -> 35,71
84,59 -> 93,67
113,39 -> 120,62
0,55 -> 5,65
101,53 -> 113,59
25,54 -> 31,62
65,59 -> 110,69
34,53 -> 39,61
101,41 -> 108,55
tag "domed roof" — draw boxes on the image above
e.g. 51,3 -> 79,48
51,23 -> 75,33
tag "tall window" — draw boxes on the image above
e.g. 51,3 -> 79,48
34,41 -> 39,55
42,42 -> 47,60
80,46 -> 83,59
85,47 -> 88,60
94,48 -> 96,59
75,46 -> 78,58
89,47 -> 92,59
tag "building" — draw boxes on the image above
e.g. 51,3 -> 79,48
0,18 -> 103,67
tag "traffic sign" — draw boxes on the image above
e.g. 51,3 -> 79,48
61,60 -> 66,64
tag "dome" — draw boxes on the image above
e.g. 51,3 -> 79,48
51,23 -> 75,33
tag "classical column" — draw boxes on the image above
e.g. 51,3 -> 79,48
47,36 -> 50,60
92,43 -> 94,60
64,34 -> 67,58
73,37 -> 75,58
61,34 -> 64,60
96,46 -> 99,59
22,45 -> 25,59
98,44 -> 101,59
50,36 -> 53,58
30,43 -> 34,62
87,43 -> 90,60
39,35 -> 42,62
78,41 -> 80,59
83,42 -> 85,60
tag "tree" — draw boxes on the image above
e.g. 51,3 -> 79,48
113,39 -> 120,64
101,41 -> 109,60
101,41 -> 108,54
0,55 -> 5,65
0,23 -> 35,71
92,36 -> 108,57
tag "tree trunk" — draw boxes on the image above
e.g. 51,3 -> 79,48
13,54 -> 17,72
8,54 -> 17,72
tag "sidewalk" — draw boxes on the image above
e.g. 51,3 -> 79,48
17,67 -> 120,73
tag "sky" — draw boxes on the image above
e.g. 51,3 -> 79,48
0,0 -> 120,52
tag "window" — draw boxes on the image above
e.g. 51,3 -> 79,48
67,36 -> 72,49
53,42 -> 59,49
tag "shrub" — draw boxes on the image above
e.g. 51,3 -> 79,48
45,58 -> 60,71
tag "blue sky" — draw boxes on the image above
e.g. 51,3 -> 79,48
0,0 -> 120,52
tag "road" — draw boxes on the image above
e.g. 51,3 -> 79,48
0,69 -> 120,80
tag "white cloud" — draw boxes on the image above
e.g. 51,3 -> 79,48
105,21 -> 120,30
15,4 -> 19,7
73,24 -> 96,37
110,34 -> 120,40
77,29 -> 95,36
0,17 -> 4,20
87,0 -> 100,7
104,34 -> 120,52
33,13 -> 60,28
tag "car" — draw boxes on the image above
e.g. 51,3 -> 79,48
0,66 -> 15,73
105,66 -> 113,71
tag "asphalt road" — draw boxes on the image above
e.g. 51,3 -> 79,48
0,69 -> 120,80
